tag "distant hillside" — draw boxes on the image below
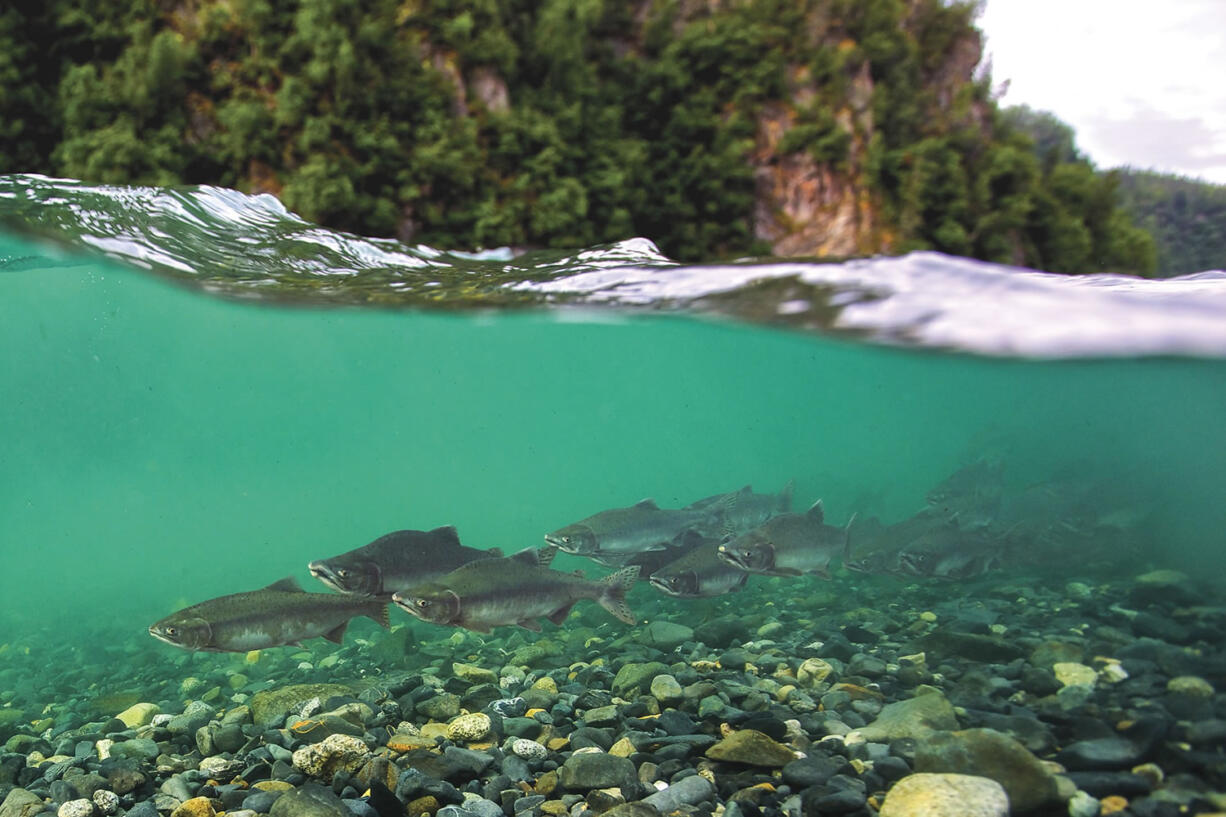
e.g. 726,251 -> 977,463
0,0 -> 1154,274
1115,170 -> 1226,275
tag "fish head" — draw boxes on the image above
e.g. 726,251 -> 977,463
717,534 -> 774,573
308,556 -> 382,596
544,524 -> 598,556
393,584 -> 461,626
148,614 -> 212,651
649,569 -> 699,598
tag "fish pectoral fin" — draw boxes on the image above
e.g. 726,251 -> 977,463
323,622 -> 349,644
518,619 -> 543,632
547,603 -> 576,626
265,576 -> 305,593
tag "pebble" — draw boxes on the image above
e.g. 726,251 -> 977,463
641,774 -> 714,812
511,739 -> 548,761
291,734 -> 371,782
705,729 -> 796,767
56,800 -> 95,817
446,713 -> 492,742
878,773 -> 1008,817
914,728 -> 1060,813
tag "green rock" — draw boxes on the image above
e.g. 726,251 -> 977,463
640,622 -> 694,650
558,752 -> 638,793
370,627 -> 415,666
697,695 -> 726,718
914,728 -> 1060,813
0,788 -> 46,817
705,729 -> 796,767
857,688 -> 959,742
918,631 -> 1025,663
649,674 -> 683,704
269,783 -> 350,816
452,662 -> 499,685
415,693 -> 461,721
611,662 -> 668,698
249,684 -> 354,728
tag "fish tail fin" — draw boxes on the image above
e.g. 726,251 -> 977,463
368,602 -> 391,629
598,565 -> 640,625
779,479 -> 795,512
843,514 -> 857,563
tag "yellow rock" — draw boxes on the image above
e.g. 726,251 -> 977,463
546,737 -> 570,751
252,780 -> 295,792
796,658 -> 833,687
540,800 -> 568,816
116,702 -> 160,728
1167,675 -> 1215,699
1100,795 -> 1129,814
1053,662 -> 1098,688
407,795 -> 440,817
245,650 -> 261,664
387,734 -> 439,753
228,673 -> 248,689
531,677 -> 558,694
609,737 -> 636,758
535,769 -> 559,796
420,723 -> 450,741
169,796 -> 217,817
919,611 -> 937,622
446,712 -> 492,742
775,684 -> 797,702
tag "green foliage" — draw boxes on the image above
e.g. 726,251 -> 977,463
1116,170 -> 1226,276
0,0 -> 1160,272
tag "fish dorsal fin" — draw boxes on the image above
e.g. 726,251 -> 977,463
779,479 -> 795,511
430,525 -> 462,547
265,576 -> 304,593
807,499 -> 825,523
511,546 -> 556,569
739,485 -> 753,495
635,498 -> 659,510
486,547 -> 504,558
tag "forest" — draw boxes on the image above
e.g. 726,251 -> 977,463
0,0 -> 1197,276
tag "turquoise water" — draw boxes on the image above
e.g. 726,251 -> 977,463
3,222 -> 1226,642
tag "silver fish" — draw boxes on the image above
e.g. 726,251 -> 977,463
926,459 -> 1003,529
685,482 -> 793,535
648,538 -> 750,598
545,499 -> 718,565
309,526 -> 499,598
393,547 -> 638,633
149,577 -> 389,652
717,500 -> 848,578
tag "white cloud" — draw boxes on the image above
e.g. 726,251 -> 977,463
977,0 -> 1226,183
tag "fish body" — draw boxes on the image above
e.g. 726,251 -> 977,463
685,482 -> 793,535
393,547 -> 638,633
545,499 -> 718,564
308,526 -> 497,598
648,538 -> 749,598
149,577 -> 389,652
894,522 -> 1003,579
717,500 -> 847,578
842,511 -> 950,576
926,460 -> 1003,529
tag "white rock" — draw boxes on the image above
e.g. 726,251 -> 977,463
510,738 -> 547,761
92,789 -> 120,815
57,800 -> 95,817
879,773 -> 1008,817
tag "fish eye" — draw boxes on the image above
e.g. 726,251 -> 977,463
165,627 -> 178,637
337,568 -> 349,578
416,599 -> 431,608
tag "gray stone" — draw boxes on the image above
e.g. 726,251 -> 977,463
1055,737 -> 1146,771
641,774 -> 715,812
857,688 -> 958,742
167,701 -> 215,735
878,773 -> 1008,817
269,783 -> 348,817
109,738 -> 159,761
649,675 -> 683,705
641,622 -> 694,650
915,728 -> 1060,813
558,752 -> 637,793
416,694 -> 462,721
582,706 -> 619,727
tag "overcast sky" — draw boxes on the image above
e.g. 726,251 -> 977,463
976,0 -> 1226,184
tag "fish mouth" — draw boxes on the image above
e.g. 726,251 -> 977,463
543,534 -> 576,553
308,560 -> 344,590
647,575 -> 678,595
716,544 -> 748,570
